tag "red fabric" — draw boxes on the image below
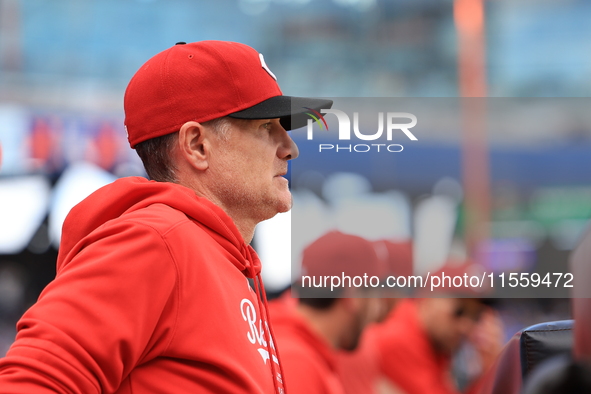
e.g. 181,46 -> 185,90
93,122 -> 120,170
570,230 -> 591,361
269,296 -> 346,394
375,239 -> 413,278
373,300 -> 458,394
0,177 -> 284,393
29,118 -> 53,165
301,231 -> 381,278
124,41 -> 282,148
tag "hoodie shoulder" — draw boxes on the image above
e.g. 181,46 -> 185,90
58,177 -> 246,271
117,202 -> 193,235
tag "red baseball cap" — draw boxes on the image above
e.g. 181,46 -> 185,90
124,40 -> 333,148
419,260 -> 494,300
301,231 -> 382,279
374,239 -> 413,278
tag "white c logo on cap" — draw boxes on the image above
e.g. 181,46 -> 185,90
259,53 -> 277,81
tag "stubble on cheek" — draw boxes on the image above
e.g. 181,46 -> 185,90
211,170 -> 293,223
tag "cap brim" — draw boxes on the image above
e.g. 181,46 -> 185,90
228,96 -> 333,131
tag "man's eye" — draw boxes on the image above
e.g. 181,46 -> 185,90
262,122 -> 272,130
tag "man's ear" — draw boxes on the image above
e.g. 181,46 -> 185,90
178,121 -> 209,171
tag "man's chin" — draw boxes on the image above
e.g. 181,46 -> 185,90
284,194 -> 294,210
275,199 -> 292,215
274,190 -> 293,213
257,194 -> 292,223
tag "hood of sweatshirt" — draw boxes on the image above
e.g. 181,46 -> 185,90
56,176 -> 261,278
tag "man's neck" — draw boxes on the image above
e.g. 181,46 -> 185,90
211,203 -> 258,244
178,176 -> 256,244
233,219 -> 255,244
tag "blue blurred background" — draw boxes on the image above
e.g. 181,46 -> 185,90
1,0 -> 591,355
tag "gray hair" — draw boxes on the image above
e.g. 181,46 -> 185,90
135,116 -> 233,182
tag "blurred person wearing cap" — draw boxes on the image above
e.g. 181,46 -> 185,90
0,41 -> 332,394
371,262 -> 504,394
335,239 -> 413,394
269,231 -> 385,394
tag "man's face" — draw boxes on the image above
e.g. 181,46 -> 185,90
205,117 -> 298,225
419,298 -> 484,356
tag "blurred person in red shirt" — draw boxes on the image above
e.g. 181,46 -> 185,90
335,239 -> 413,394
372,263 -> 504,394
270,230 -> 385,394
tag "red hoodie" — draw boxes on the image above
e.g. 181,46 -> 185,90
0,177 -> 285,394
373,300 -> 482,394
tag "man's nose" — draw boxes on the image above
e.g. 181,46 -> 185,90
288,137 -> 299,160
277,124 -> 299,160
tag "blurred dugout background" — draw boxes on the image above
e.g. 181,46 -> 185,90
1,0 -> 591,356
